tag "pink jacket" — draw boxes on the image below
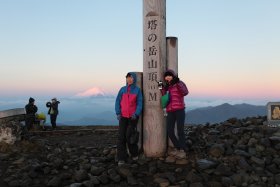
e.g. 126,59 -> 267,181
161,69 -> 189,112
163,81 -> 189,112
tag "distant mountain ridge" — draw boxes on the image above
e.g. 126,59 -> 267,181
60,103 -> 266,126
186,103 -> 266,124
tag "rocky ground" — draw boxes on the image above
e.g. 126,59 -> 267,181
1,116 -> 280,187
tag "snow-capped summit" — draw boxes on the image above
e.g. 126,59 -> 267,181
75,87 -> 114,98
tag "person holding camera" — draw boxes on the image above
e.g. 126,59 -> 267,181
115,72 -> 143,166
46,98 -> 60,129
159,69 -> 189,159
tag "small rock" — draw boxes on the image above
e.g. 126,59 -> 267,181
163,172 -> 176,184
66,147 -> 72,152
267,163 -> 280,174
175,159 -> 188,165
269,136 -> 280,143
90,166 -> 105,176
231,174 -> 243,186
149,166 -> 157,174
165,156 -> 176,163
234,150 -> 251,157
43,167 -> 51,174
239,157 -> 252,171
47,176 -> 61,187
250,156 -> 265,167
196,159 -> 217,170
109,173 -> 121,183
175,168 -> 183,173
208,144 -> 225,157
208,130 -> 220,135
274,143 -> 280,150
74,169 -> 88,182
154,177 -> 169,187
82,180 -> 94,187
273,158 -> 280,166
69,183 -> 83,187
260,138 -> 271,147
186,171 -> 203,183
248,138 -> 258,146
255,145 -> 265,152
98,174 -> 109,184
127,175 -> 138,185
207,181 -> 222,187
221,177 -> 233,186
89,176 -> 100,185
275,174 -> 280,184
8,180 -> 20,187
118,167 -> 132,177
189,182 -> 204,187
214,164 -> 233,176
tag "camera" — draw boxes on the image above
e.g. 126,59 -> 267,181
158,81 -> 163,90
46,102 -> 51,107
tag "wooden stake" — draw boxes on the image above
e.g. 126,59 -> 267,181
134,72 -> 143,151
166,37 -> 178,148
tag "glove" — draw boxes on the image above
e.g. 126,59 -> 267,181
131,114 -> 137,120
158,81 -> 163,90
117,115 -> 122,121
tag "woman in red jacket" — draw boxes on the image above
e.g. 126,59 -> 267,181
160,69 -> 189,159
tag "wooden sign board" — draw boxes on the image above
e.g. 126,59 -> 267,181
267,102 -> 280,127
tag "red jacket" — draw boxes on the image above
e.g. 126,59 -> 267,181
162,81 -> 189,112
115,72 -> 143,118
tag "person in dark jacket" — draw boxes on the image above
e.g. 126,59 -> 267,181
25,97 -> 38,130
115,72 -> 143,166
46,98 -> 60,129
160,69 -> 189,159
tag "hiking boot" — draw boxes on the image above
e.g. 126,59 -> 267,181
175,150 -> 186,159
132,156 -> 138,161
169,149 -> 178,156
118,160 -> 125,166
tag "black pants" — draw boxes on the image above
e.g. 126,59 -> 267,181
25,115 -> 35,130
50,114 -> 57,128
117,117 -> 138,161
167,109 -> 187,151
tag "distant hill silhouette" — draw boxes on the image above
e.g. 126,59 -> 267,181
186,103 -> 266,124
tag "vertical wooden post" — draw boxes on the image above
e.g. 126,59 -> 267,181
166,37 -> 178,148
143,0 -> 167,157
134,72 -> 143,151
166,37 -> 178,74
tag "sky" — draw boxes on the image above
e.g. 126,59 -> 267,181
1,0 -> 280,104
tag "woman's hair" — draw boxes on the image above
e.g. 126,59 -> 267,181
164,69 -> 180,86
171,77 -> 180,84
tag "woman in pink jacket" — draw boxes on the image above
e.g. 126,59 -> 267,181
160,69 -> 189,159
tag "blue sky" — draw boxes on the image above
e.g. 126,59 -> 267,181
0,0 -> 280,103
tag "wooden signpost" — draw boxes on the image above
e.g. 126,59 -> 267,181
143,0 -> 167,157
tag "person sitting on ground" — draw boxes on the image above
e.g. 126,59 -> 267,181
25,97 -> 38,130
35,112 -> 46,130
115,72 -> 143,166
